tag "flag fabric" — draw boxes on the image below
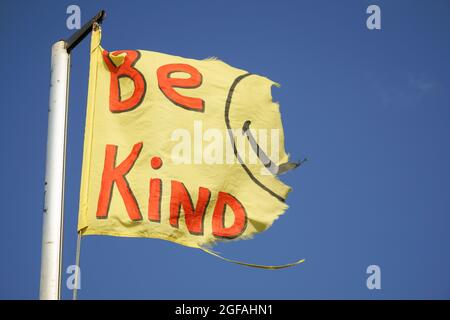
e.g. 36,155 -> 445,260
78,27 -> 302,267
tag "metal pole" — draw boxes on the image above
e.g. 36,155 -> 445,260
39,9 -> 105,300
40,41 -> 70,300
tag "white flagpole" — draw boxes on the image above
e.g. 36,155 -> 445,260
39,40 -> 70,300
39,10 -> 105,300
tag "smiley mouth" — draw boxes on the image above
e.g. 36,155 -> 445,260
224,73 -> 305,202
242,120 -> 306,175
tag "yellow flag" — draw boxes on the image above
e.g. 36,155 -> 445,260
78,27 -> 301,265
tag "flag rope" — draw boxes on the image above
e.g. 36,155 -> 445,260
72,231 -> 82,300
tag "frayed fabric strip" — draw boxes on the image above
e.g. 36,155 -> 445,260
200,247 -> 305,270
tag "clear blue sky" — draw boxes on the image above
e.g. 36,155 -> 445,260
1,0 -> 450,299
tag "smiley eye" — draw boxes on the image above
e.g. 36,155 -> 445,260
242,120 -> 306,175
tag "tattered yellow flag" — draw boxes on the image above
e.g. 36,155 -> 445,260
78,27 -> 303,268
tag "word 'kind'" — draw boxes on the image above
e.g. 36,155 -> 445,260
95,142 -> 247,239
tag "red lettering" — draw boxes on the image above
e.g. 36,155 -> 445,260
212,192 -> 247,239
157,63 -> 205,112
148,178 -> 162,222
170,181 -> 211,235
96,142 -> 143,221
103,50 -> 146,113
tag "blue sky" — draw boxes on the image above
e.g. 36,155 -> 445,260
1,0 -> 450,299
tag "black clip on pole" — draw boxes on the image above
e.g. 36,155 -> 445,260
65,10 -> 106,53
